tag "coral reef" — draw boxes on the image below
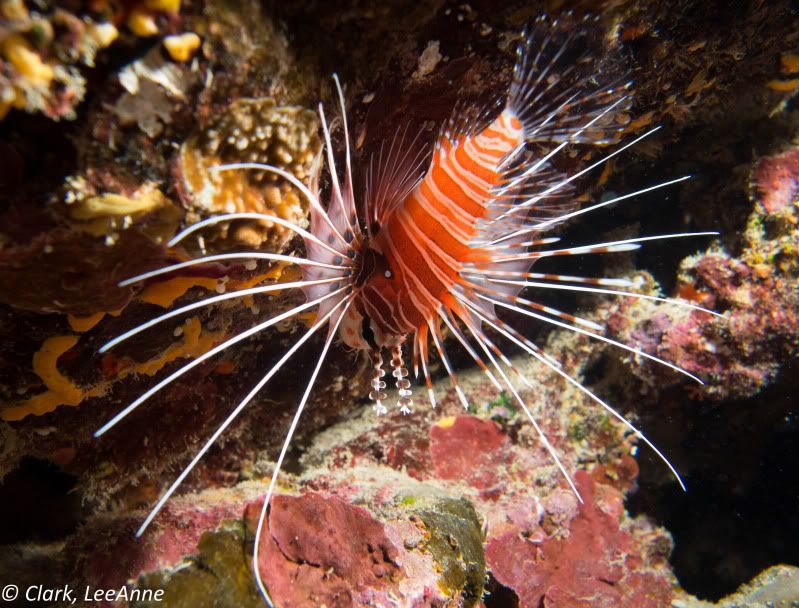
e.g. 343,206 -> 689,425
0,0 -> 331,508
0,0 -> 187,121
607,149 -> 799,401
0,0 -> 797,607
63,360 -> 672,607
674,565 -> 799,608
177,98 -> 320,250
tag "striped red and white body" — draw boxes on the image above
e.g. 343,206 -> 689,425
368,111 -> 523,334
339,110 -> 525,352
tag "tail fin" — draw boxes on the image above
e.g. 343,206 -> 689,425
508,14 -> 632,145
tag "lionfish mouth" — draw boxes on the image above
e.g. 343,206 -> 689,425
94,14 -> 721,608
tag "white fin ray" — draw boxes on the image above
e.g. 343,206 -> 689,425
490,126 -> 663,234
417,331 -> 437,409
499,94 -> 631,198
367,124 -> 430,227
461,276 -> 603,331
134,294 -> 352,539
428,318 -> 469,410
318,102 -> 358,242
332,74 -> 358,224
252,296 -> 353,607
490,232 -> 719,263
99,276 -> 344,353
168,211 -> 346,258
439,308 -> 502,391
532,175 -> 693,232
94,286 -> 348,438
474,291 -> 704,384
508,14 -> 631,148
484,174 -> 693,245
463,298 -> 686,491
119,252 -> 349,287
454,298 -> 583,502
481,276 -> 722,318
467,268 -> 631,287
208,163 -> 351,250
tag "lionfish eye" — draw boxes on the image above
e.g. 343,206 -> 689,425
384,269 -> 393,279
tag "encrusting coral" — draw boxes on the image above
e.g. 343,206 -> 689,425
177,98 -> 321,251
607,144 -> 799,401
0,0 -> 191,121
67,362 -> 673,607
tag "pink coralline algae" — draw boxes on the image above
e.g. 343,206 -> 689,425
73,491 -> 249,593
486,471 -> 672,608
616,256 -> 798,399
267,387 -> 671,608
609,145 -> 799,400
67,362 -> 676,608
429,416 -> 513,491
420,413 -> 671,608
252,493 -> 402,608
752,146 -> 799,214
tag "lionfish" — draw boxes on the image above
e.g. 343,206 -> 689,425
95,15 -> 718,606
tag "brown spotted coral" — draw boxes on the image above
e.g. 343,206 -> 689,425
177,98 -> 321,251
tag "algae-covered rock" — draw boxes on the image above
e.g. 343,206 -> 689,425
66,356 -> 670,606
134,521 -> 262,608
415,498 -> 485,607
674,565 -> 799,608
